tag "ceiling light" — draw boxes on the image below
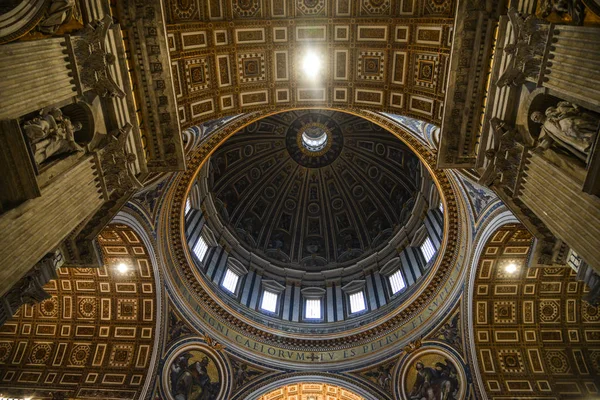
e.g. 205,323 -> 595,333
117,262 -> 129,274
504,263 -> 518,274
301,50 -> 322,80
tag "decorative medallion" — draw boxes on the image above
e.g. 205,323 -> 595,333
162,341 -> 230,400
0,342 -> 12,362
29,343 -> 52,364
538,300 -> 560,322
498,349 -> 525,373
39,296 -> 58,317
172,0 -> 199,20
285,113 -> 344,168
362,0 -> 391,14
70,344 -> 91,366
399,347 -> 466,400
78,297 -> 97,318
545,350 -> 570,374
582,301 -> 600,322
297,0 -> 326,15
233,0 -> 262,17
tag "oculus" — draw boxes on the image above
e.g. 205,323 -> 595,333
299,122 -> 331,154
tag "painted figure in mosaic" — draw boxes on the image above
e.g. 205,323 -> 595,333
409,359 -> 459,400
170,352 -> 220,400
530,101 -> 599,162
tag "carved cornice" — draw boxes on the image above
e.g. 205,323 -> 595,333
437,0 -> 504,168
115,0 -> 186,172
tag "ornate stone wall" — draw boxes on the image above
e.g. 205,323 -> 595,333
0,224 -> 158,400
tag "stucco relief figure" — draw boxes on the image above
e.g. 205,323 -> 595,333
478,118 -> 522,188
496,8 -> 547,87
540,0 -> 585,25
37,0 -> 76,34
23,107 -> 84,165
530,101 -> 599,162
101,123 -> 143,195
407,358 -> 460,400
74,15 -> 126,98
169,351 -> 221,400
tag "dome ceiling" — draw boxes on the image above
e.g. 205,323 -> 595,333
208,110 -> 423,269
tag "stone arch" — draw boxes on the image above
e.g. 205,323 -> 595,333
112,207 -> 167,399
236,373 -> 386,400
463,208 -> 520,398
0,0 -> 49,44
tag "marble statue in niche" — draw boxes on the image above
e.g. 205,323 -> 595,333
169,350 -> 221,400
22,107 -> 84,165
406,356 -> 460,400
530,101 -> 599,162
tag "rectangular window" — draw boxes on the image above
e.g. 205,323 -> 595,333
389,269 -> 406,294
349,291 -> 366,314
439,202 -> 444,213
193,236 -> 209,262
305,299 -> 321,319
185,199 -> 192,215
260,290 -> 278,313
221,269 -> 239,294
420,236 -> 436,264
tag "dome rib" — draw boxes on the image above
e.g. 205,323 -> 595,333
208,110 -> 426,270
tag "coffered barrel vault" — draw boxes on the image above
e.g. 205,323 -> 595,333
165,0 -> 455,128
0,225 -> 158,399
472,224 -> 600,398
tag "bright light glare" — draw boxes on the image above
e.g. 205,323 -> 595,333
302,51 -> 322,79
505,263 -> 518,274
117,263 -> 129,274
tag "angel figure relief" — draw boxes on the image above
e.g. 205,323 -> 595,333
497,8 -> 548,87
100,123 -> 142,196
74,14 -> 125,98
